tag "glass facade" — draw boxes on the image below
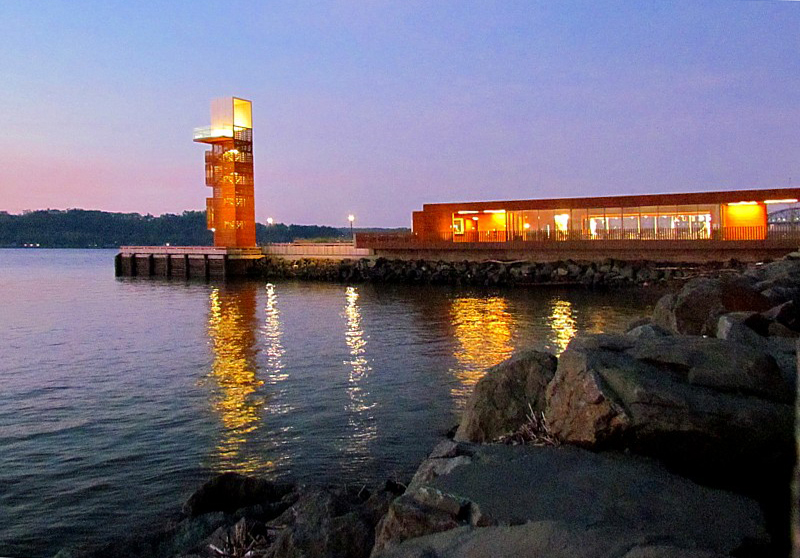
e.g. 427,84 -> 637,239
448,200 -> 793,243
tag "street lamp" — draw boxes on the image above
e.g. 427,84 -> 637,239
348,214 -> 355,242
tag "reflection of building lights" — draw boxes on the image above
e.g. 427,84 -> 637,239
483,209 -> 506,214
472,217 -> 479,221
764,199 -> 798,204
457,210 -> 480,214
549,298 -> 577,353
449,296 -> 515,408
523,223 -> 531,229
343,286 -> 376,456
263,283 -> 287,385
728,201 -> 758,206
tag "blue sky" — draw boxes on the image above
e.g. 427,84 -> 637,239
0,1 -> 797,226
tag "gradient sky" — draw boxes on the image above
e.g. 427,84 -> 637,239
1,1 -> 798,226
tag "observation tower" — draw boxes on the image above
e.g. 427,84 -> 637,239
193,97 -> 256,248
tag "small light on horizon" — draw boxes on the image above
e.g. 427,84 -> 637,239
267,217 -> 274,225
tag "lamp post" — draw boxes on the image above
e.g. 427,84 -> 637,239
348,214 -> 355,243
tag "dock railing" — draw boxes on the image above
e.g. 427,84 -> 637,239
356,224 -> 800,249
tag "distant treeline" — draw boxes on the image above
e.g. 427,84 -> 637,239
0,209 -> 406,248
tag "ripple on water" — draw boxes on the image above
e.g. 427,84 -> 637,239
0,250 -> 658,557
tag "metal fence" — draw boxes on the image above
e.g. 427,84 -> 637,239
357,224 -> 800,248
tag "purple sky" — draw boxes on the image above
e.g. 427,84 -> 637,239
1,1 -> 798,227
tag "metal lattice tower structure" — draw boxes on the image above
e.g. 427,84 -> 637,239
193,97 -> 256,248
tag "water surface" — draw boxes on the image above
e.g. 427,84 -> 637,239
0,249 -> 657,557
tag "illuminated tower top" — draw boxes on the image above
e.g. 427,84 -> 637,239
194,97 -> 256,248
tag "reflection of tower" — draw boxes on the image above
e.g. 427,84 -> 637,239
194,97 -> 256,248
207,284 -> 264,472
449,296 -> 515,407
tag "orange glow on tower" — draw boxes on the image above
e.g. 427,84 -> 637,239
194,97 -> 256,247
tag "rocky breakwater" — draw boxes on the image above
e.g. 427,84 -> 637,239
253,256 -> 736,287
372,255 -> 800,558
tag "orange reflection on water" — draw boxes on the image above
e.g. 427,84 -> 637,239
343,286 -> 376,456
449,296 -> 515,407
207,286 -> 268,473
549,298 -> 577,353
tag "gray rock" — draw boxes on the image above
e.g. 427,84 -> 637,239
374,523 -> 730,558
375,444 -> 767,557
454,350 -> 557,443
626,323 -> 671,340
407,454 -> 472,493
652,277 -> 771,335
716,312 -> 768,346
628,334 -> 788,401
545,334 -> 794,482
371,494 -> 462,556
267,486 -> 384,558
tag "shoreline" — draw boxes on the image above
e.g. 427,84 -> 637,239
57,252 -> 800,558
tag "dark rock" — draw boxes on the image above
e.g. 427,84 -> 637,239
267,486 -> 385,558
371,494 -> 462,556
182,472 -> 295,517
763,300 -> 800,332
652,277 -> 771,335
454,350 -> 557,443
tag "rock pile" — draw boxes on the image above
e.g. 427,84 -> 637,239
57,473 -> 403,558
373,253 -> 800,558
253,256 -> 735,287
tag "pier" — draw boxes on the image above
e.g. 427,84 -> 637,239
115,244 -> 373,279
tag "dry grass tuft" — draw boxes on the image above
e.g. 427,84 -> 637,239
209,519 -> 273,558
497,404 -> 560,447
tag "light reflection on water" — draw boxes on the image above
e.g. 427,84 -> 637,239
549,298 -> 577,353
342,286 -> 377,460
0,250 -> 660,558
449,296 -> 516,406
206,286 -> 268,474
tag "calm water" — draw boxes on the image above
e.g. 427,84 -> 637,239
0,249 -> 656,557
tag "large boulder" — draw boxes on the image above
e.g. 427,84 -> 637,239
545,334 -> 794,483
182,472 -> 295,517
374,523 -> 730,558
454,350 -> 557,443
652,276 -> 771,335
373,444 -> 767,557
267,485 -> 394,558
